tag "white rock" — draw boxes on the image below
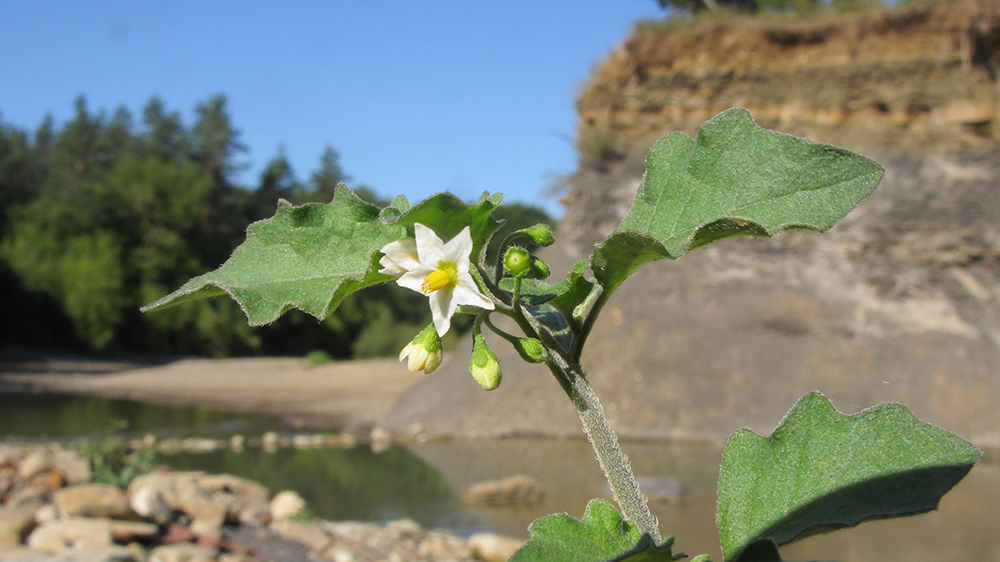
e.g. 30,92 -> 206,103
33,504 -> 58,525
109,520 -> 159,540
129,485 -> 173,524
269,490 -> 306,520
50,447 -> 91,485
189,518 -> 221,540
196,474 -> 269,501
17,452 -> 53,480
271,519 -> 331,551
218,553 -> 256,562
127,472 -> 225,527
27,517 -> 113,553
468,533 -> 525,562
148,543 -> 218,562
5,486 -> 48,512
0,509 -> 36,546
53,484 -> 132,519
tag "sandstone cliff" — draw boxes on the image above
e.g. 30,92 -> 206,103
383,0 -> 1000,456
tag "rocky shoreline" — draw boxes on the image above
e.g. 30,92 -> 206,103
0,442 -> 523,562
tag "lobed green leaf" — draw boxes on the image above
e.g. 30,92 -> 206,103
716,392 -> 980,562
142,184 -> 406,325
592,108 -> 883,295
511,499 -> 681,562
142,187 -> 508,327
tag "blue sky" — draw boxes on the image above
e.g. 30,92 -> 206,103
0,1 -> 665,217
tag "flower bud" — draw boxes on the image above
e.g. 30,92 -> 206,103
527,257 -> 550,280
514,337 -> 547,364
519,223 -> 555,247
398,324 -> 443,374
503,246 -> 532,278
469,334 -> 502,390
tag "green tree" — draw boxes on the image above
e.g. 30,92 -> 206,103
141,97 -> 188,164
305,145 -> 350,203
255,146 -> 303,217
191,94 -> 246,186
0,118 -> 40,232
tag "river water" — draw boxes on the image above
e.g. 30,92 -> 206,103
1,391 -> 997,561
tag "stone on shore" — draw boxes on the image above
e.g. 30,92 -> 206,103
27,517 -> 114,553
270,519 -> 331,551
128,472 -> 227,527
269,490 -> 306,520
148,543 -> 219,562
468,532 -> 525,562
196,474 -> 269,502
0,509 -> 36,546
130,485 -> 173,524
53,484 -> 132,519
460,474 -> 544,506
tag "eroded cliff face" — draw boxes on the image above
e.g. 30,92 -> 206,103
383,0 -> 1000,454
576,0 -> 1000,155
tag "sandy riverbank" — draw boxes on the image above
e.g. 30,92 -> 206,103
0,355 -> 423,431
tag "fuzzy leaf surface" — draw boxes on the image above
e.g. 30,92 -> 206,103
511,499 -> 678,562
141,185 -> 405,325
592,108 -> 883,295
717,392 -> 979,562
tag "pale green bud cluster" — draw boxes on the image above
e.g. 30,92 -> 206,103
398,324 -> 443,374
514,337 -> 547,364
504,246 -> 532,278
519,223 -> 555,247
503,246 -> 550,280
469,333 -> 502,390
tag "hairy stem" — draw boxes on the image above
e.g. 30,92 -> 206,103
498,278 -> 659,540
546,353 -> 661,542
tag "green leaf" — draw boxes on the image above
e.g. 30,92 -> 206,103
142,184 -> 406,325
386,190 -> 503,264
592,108 -> 883,294
511,499 -> 680,562
716,392 -> 980,562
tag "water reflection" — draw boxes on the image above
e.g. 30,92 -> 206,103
0,392 -> 283,440
159,446 -> 466,530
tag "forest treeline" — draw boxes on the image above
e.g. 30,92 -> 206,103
0,95 -> 553,358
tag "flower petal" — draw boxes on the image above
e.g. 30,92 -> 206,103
442,226 -> 474,271
453,272 -> 495,310
428,286 -> 458,336
414,223 -> 447,267
396,267 -> 436,294
378,238 -> 419,275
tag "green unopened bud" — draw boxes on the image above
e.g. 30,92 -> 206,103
503,246 -> 532,278
514,337 -> 547,364
519,224 -> 555,247
399,324 -> 443,374
469,334 -> 502,390
527,257 -> 550,280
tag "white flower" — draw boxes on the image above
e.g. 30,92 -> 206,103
379,223 -> 494,336
399,324 -> 443,374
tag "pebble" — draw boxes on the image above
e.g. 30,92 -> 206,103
460,474 -> 544,506
269,490 -> 306,520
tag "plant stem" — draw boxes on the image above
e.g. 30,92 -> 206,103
498,287 -> 659,541
546,352 -> 662,542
